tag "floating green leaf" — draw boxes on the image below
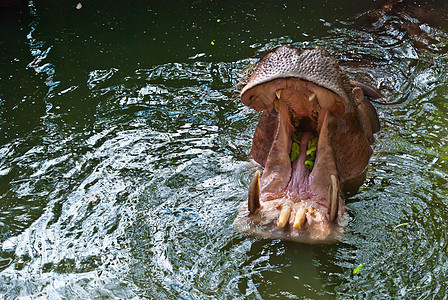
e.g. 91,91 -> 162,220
352,264 -> 364,275
392,222 -> 409,231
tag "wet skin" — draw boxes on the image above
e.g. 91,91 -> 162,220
235,46 -> 380,244
360,0 -> 447,51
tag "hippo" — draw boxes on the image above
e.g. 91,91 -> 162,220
359,0 -> 447,51
235,46 -> 380,244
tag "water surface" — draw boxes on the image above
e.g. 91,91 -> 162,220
1,0 -> 448,298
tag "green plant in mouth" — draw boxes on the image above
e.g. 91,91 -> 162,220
290,129 -> 302,162
304,133 -> 318,171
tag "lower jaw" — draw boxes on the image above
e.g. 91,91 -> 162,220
239,164 -> 348,243
235,200 -> 347,244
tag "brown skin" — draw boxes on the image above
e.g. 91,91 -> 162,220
362,0 -> 447,50
235,47 -> 380,244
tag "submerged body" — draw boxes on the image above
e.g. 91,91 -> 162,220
235,46 -> 380,244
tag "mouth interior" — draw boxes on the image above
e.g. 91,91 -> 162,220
285,116 -> 317,198
257,81 -> 337,205
240,79 -> 349,243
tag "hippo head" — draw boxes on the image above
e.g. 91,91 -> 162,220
235,46 -> 380,244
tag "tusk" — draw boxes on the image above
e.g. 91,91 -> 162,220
309,92 -> 316,102
274,97 -> 279,112
277,205 -> 291,228
276,89 -> 283,100
328,174 -> 339,222
248,171 -> 261,214
293,206 -> 307,230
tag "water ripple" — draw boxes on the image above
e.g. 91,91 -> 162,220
2,1 -> 448,298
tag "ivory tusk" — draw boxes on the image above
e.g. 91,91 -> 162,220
328,174 -> 339,222
276,89 -> 283,100
274,97 -> 279,112
248,171 -> 261,214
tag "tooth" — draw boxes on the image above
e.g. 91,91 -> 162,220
309,92 -> 316,102
277,205 -> 291,228
328,174 -> 339,222
276,89 -> 283,99
274,97 -> 279,112
293,206 -> 307,230
248,171 -> 261,214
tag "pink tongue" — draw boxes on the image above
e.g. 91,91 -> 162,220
286,131 -> 312,197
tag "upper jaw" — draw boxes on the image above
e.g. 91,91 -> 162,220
240,45 -> 354,114
241,78 -> 349,117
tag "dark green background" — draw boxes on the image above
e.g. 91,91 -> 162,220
2,1 -> 448,298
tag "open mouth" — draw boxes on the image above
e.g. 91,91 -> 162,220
235,46 -> 379,244
240,79 -> 348,243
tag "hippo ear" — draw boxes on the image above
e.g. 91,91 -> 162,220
350,80 -> 383,99
352,87 -> 380,144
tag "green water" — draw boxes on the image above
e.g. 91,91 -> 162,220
2,0 -> 448,298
